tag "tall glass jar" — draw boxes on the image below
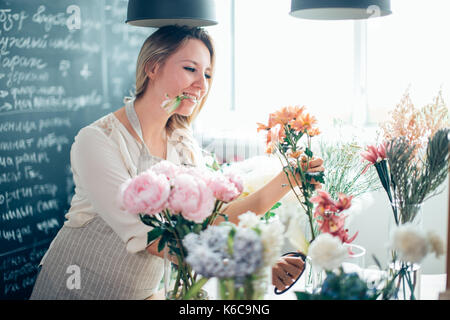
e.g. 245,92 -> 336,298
387,202 -> 423,300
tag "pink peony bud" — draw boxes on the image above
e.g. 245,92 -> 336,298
119,171 -> 171,215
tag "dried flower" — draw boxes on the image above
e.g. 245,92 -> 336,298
380,88 -> 449,158
426,230 -> 444,258
390,224 -> 428,263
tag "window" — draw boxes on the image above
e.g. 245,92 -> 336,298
195,0 -> 450,162
366,0 -> 450,125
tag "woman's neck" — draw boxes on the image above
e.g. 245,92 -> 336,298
133,90 -> 169,144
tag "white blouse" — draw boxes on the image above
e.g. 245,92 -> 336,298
64,112 -> 201,254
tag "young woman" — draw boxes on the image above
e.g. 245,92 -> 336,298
30,25 -> 323,300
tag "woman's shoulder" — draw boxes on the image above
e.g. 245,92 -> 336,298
77,112 -> 124,138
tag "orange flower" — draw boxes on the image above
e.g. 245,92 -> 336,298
288,150 -> 303,159
307,127 -> 321,137
256,122 -> 270,132
290,118 -> 307,132
299,113 -> 317,131
265,124 -> 285,154
273,105 -> 305,125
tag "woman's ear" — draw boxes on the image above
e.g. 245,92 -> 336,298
145,61 -> 160,80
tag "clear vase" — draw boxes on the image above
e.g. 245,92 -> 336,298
302,256 -> 325,293
342,243 -> 366,275
387,202 -> 423,300
217,267 -> 271,300
163,248 -> 208,300
388,261 -> 421,300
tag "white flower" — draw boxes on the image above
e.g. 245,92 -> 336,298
426,230 -> 444,258
390,223 -> 428,263
237,211 -> 285,268
308,233 -> 348,271
285,212 -> 310,254
237,211 -> 261,229
259,217 -> 285,267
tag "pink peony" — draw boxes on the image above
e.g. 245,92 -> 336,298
224,171 -> 244,195
119,171 -> 170,215
150,160 -> 184,181
168,174 -> 215,223
208,172 -> 241,203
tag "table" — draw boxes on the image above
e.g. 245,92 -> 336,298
148,267 -> 447,300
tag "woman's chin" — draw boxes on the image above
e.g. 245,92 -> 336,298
174,102 -> 197,116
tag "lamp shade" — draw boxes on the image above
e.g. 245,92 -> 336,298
126,0 -> 218,27
290,0 -> 392,20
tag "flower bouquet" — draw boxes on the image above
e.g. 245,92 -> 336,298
361,89 -> 449,299
118,160 -> 243,299
257,105 -> 324,242
183,212 -> 284,300
362,89 -> 449,226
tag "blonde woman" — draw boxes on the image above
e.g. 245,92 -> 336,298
30,25 -> 323,300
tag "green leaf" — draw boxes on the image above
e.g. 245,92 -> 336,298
147,228 -> 163,245
271,202 -> 282,210
157,232 -> 168,252
305,147 -> 313,158
139,214 -> 157,227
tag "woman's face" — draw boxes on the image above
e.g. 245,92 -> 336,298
151,38 -> 212,116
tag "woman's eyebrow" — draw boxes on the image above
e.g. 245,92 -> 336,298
180,59 -> 211,71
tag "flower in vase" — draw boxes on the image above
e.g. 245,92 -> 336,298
224,171 -> 245,195
238,211 -> 285,267
308,233 -> 348,271
207,171 -> 242,203
427,230 -> 444,258
361,142 -> 388,174
183,224 -> 263,282
311,190 -> 358,245
168,173 -> 215,223
119,170 -> 170,215
389,223 -> 429,263
151,160 -> 184,181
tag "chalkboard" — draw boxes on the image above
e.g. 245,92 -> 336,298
0,0 -> 152,299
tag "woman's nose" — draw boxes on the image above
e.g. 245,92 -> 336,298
194,73 -> 208,94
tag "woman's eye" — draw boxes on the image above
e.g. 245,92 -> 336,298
184,67 -> 196,72
184,67 -> 211,79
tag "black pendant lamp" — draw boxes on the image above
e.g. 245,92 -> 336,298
126,0 -> 218,27
290,0 -> 392,20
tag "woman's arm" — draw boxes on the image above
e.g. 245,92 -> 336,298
218,158 -> 324,225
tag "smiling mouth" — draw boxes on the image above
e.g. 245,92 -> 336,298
182,92 -> 199,103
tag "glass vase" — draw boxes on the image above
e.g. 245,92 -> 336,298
387,202 -> 423,300
163,248 -> 208,300
342,243 -> 366,276
388,261 -> 421,300
217,267 -> 271,300
302,256 -> 325,294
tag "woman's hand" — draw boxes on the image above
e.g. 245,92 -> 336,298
272,254 -> 306,292
285,157 -> 325,190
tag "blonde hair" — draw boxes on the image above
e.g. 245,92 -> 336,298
130,25 -> 215,165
